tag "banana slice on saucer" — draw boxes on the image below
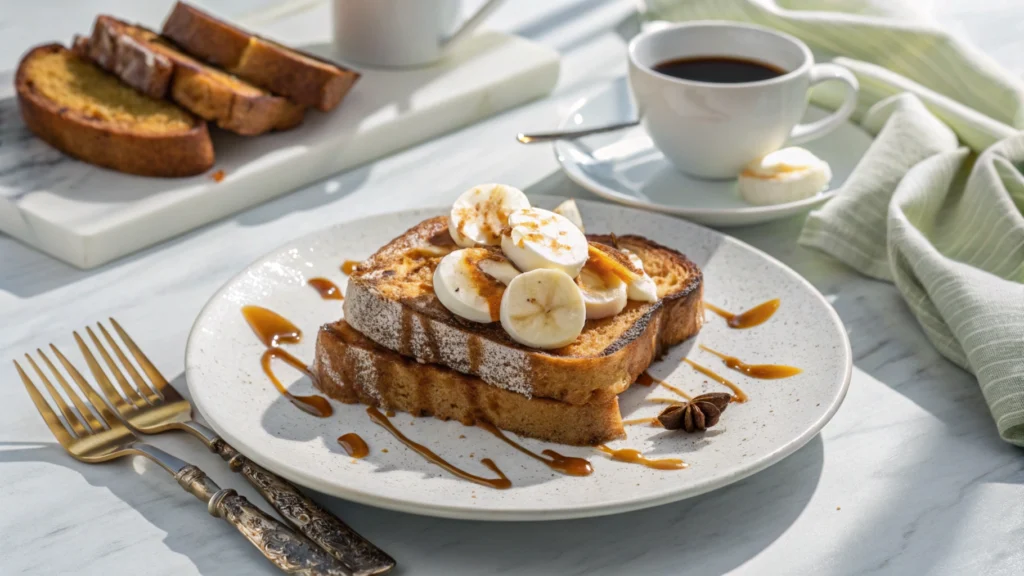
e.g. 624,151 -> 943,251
449,183 -> 531,247
500,269 -> 586,349
738,147 -> 832,206
434,248 -> 520,323
501,207 -> 589,277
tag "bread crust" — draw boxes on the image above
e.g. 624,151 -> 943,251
162,2 -> 360,111
16,43 -> 214,178
314,320 -> 627,446
84,16 -> 304,136
343,217 -> 704,405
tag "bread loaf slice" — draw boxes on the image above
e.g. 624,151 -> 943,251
314,320 -> 627,446
162,2 -> 360,111
16,43 -> 214,177
343,217 -> 704,406
80,16 -> 304,136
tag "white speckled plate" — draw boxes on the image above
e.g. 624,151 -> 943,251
186,198 -> 851,521
554,79 -> 874,227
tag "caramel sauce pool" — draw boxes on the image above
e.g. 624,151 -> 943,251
308,277 -> 343,300
597,446 -> 685,470
684,358 -> 749,403
699,344 -> 801,379
337,433 -> 369,458
477,421 -> 593,476
341,260 -> 360,275
366,407 -> 512,489
704,298 -> 780,329
241,305 -> 332,418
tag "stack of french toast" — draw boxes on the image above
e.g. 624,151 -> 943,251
313,186 -> 705,446
14,2 -> 360,177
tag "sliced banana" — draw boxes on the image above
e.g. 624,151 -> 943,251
553,198 -> 585,232
500,207 -> 589,277
449,183 -> 531,247
620,248 -> 659,303
577,265 -> 627,319
433,248 -> 520,323
738,147 -> 832,206
499,269 -> 586,349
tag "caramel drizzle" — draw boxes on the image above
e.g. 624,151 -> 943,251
646,397 -> 686,405
621,417 -> 663,427
704,299 -> 780,329
477,421 -> 593,476
637,371 -> 692,401
597,445 -> 686,470
366,407 -> 512,489
241,305 -> 332,417
337,433 -> 368,458
699,344 -> 801,379
308,277 -> 343,300
341,260 -> 360,275
684,358 -> 749,403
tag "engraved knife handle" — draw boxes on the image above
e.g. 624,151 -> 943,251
215,441 -> 396,576
175,465 -> 351,576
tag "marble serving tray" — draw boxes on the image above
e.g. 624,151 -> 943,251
0,32 -> 559,269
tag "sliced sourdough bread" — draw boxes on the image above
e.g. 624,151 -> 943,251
80,16 -> 304,136
16,43 -> 214,177
162,2 -> 360,111
343,216 -> 704,406
314,320 -> 627,446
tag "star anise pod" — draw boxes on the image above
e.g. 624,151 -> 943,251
657,393 -> 732,432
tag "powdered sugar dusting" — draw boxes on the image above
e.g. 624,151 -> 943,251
345,281 -> 532,397
349,346 -> 381,404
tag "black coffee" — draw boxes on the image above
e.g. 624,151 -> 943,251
652,56 -> 785,83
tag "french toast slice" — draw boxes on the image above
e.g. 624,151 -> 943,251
80,16 -> 305,135
16,43 -> 214,177
314,320 -> 626,446
343,216 -> 704,406
162,2 -> 360,111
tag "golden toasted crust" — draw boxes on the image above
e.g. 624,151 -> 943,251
83,16 -> 304,135
162,2 -> 360,111
16,43 -> 214,178
343,217 -> 704,405
314,321 -> 626,446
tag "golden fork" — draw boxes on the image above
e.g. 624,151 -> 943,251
74,319 -> 395,576
15,346 -> 349,576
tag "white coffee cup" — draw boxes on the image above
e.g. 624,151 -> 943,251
628,21 -> 859,179
332,0 -> 506,68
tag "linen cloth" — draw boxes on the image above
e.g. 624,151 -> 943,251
646,0 -> 1024,446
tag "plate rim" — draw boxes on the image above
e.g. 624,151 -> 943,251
552,88 -> 872,224
185,201 -> 853,521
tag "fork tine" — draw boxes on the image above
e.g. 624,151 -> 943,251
99,322 -> 162,403
109,318 -> 171,392
76,331 -> 135,419
48,344 -> 113,431
15,360 -> 75,446
86,327 -> 147,409
31,351 -> 96,435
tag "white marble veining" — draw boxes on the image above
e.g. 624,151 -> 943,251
1,1 -> 1022,575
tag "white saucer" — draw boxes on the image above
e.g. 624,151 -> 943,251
554,79 -> 874,227
185,199 -> 852,521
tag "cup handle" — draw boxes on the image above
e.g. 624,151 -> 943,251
441,0 -> 506,50
788,63 -> 859,145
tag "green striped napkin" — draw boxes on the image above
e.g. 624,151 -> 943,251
646,0 -> 1024,446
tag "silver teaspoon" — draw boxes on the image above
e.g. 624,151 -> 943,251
516,120 -> 640,144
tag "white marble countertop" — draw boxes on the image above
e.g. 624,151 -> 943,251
1,1 -> 1022,574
